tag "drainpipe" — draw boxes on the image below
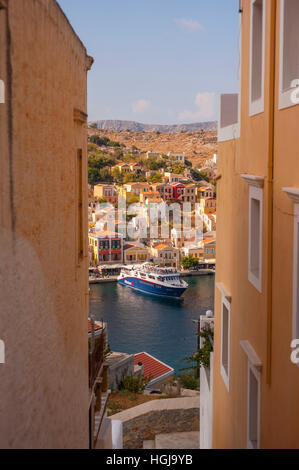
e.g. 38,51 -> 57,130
1,1 -> 16,240
266,0 -> 277,386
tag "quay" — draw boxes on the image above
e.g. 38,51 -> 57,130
89,269 -> 214,284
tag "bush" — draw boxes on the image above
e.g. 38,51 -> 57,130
178,372 -> 200,391
119,373 -> 150,394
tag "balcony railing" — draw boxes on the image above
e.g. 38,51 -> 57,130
89,327 -> 106,389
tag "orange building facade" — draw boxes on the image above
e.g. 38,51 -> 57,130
211,0 -> 299,449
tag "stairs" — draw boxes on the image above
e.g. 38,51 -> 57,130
143,431 -> 200,450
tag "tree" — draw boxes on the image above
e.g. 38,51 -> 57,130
181,256 -> 199,270
190,168 -> 209,183
148,173 -> 163,184
89,135 -> 110,147
111,167 -> 123,184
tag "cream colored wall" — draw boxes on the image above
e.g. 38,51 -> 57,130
0,0 -> 91,448
213,0 -> 299,449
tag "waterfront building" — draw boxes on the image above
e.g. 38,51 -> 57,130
172,228 -> 202,249
123,243 -> 149,264
182,245 -> 204,260
202,239 -> 216,261
0,0 -> 111,449
150,244 -> 180,268
94,184 -> 118,204
207,0 -> 299,449
89,231 -> 124,265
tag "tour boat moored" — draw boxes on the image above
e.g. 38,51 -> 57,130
117,263 -> 188,298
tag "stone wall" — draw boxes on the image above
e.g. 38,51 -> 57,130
111,397 -> 200,449
107,352 -> 135,390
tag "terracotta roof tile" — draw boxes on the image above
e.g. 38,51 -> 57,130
88,319 -> 102,334
134,352 -> 173,381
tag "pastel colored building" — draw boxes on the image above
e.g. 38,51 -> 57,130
196,186 -> 214,201
203,239 -> 216,260
150,243 -> 180,268
172,183 -> 185,202
182,184 -> 196,203
112,163 -> 130,173
123,243 -> 149,264
94,184 -> 118,204
89,231 -> 123,265
204,0 -> 299,450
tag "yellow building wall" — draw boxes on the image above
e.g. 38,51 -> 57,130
213,0 -> 299,449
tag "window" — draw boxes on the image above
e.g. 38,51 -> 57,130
293,207 -> 299,342
249,0 -> 265,116
0,79 -> 4,104
283,189 -> 299,344
279,0 -> 299,109
249,187 -> 263,292
221,296 -> 230,391
247,363 -> 260,449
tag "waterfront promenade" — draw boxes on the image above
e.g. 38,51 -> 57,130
89,269 -> 215,284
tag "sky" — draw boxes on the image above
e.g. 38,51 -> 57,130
58,0 -> 240,124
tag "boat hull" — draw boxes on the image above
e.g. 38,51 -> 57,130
117,276 -> 187,298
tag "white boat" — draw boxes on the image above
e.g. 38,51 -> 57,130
117,263 -> 188,299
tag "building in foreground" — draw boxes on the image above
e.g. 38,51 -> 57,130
204,0 -> 299,449
0,0 -> 107,449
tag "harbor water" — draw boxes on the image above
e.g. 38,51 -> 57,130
89,275 -> 215,374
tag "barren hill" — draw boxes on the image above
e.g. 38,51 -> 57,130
87,128 -> 218,167
91,119 -> 217,133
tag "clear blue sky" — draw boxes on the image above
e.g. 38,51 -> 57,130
58,0 -> 240,124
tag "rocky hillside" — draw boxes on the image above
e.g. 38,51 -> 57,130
90,120 -> 217,133
87,128 -> 217,167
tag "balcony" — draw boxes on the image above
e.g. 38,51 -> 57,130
88,318 -> 110,448
218,93 -> 240,142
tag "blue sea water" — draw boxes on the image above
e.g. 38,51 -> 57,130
89,275 -> 214,373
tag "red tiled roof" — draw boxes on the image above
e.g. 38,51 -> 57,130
134,352 -> 173,381
88,319 -> 102,334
